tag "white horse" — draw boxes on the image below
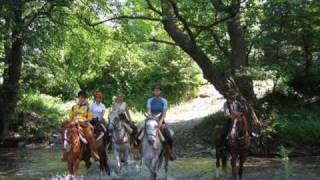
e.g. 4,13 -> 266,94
109,111 -> 133,174
141,113 -> 168,180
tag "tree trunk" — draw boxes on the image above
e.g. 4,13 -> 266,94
0,1 -> 23,141
303,39 -> 312,73
227,14 -> 256,103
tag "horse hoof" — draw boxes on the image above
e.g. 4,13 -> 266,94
216,169 -> 220,178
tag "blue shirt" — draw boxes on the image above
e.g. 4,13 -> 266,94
147,97 -> 168,116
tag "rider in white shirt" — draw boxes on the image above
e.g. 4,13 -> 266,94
90,92 -> 107,138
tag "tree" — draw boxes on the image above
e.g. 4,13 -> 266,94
0,0 -> 72,141
91,0 -> 261,127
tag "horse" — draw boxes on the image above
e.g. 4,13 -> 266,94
91,118 -> 111,176
215,113 -> 249,180
213,123 -> 228,178
62,121 -> 91,179
109,111 -> 132,174
141,113 -> 168,180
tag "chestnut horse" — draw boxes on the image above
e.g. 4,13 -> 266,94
215,113 -> 249,180
62,122 -> 91,179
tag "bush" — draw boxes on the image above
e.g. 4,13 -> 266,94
269,104 -> 320,147
192,112 -> 225,143
12,93 -> 64,141
288,70 -> 320,98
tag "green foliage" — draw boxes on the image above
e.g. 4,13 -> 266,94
14,93 -> 63,140
287,70 -> 320,98
268,104 -> 320,147
192,112 -> 225,143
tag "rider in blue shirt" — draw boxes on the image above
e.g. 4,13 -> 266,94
147,85 -> 176,160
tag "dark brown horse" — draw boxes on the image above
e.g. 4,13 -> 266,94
92,120 -> 111,176
214,113 -> 249,180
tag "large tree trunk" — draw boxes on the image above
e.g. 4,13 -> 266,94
227,14 -> 256,103
303,39 -> 312,73
0,1 -> 23,141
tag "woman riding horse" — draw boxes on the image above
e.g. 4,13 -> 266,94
111,93 -> 138,142
90,92 -> 110,175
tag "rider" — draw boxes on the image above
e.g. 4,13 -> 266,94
111,93 -> 138,142
222,90 -> 244,148
90,92 -> 108,140
62,90 -> 100,161
147,85 -> 176,160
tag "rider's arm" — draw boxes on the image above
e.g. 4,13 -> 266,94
223,102 -> 233,119
147,98 -> 152,116
100,104 -> 106,121
125,103 -> 132,121
159,98 -> 168,125
159,109 -> 167,125
68,105 -> 75,121
87,109 -> 93,121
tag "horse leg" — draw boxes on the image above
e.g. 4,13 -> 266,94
164,157 -> 169,180
238,152 -> 247,180
73,159 -> 81,177
216,148 -> 221,178
114,147 -> 121,174
222,151 -> 228,176
103,147 -> 111,176
230,151 -> 239,180
124,145 -> 129,165
68,162 -> 74,178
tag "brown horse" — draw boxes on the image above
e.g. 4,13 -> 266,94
215,113 -> 249,180
62,122 -> 91,179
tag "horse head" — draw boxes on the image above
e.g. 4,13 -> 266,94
144,113 -> 161,145
109,111 -> 128,144
63,122 -> 80,152
228,114 -> 249,148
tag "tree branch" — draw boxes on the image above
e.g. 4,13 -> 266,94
210,30 -> 230,58
23,2 -> 55,26
91,15 -> 162,26
167,0 -> 195,43
149,38 -> 178,46
145,0 -> 162,15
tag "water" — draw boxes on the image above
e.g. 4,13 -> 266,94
0,147 -> 320,180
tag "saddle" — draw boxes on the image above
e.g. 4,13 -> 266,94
91,118 -> 107,141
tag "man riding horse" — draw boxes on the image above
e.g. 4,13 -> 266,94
62,90 -> 100,162
147,85 -> 176,161
222,90 -> 246,149
217,90 -> 249,180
